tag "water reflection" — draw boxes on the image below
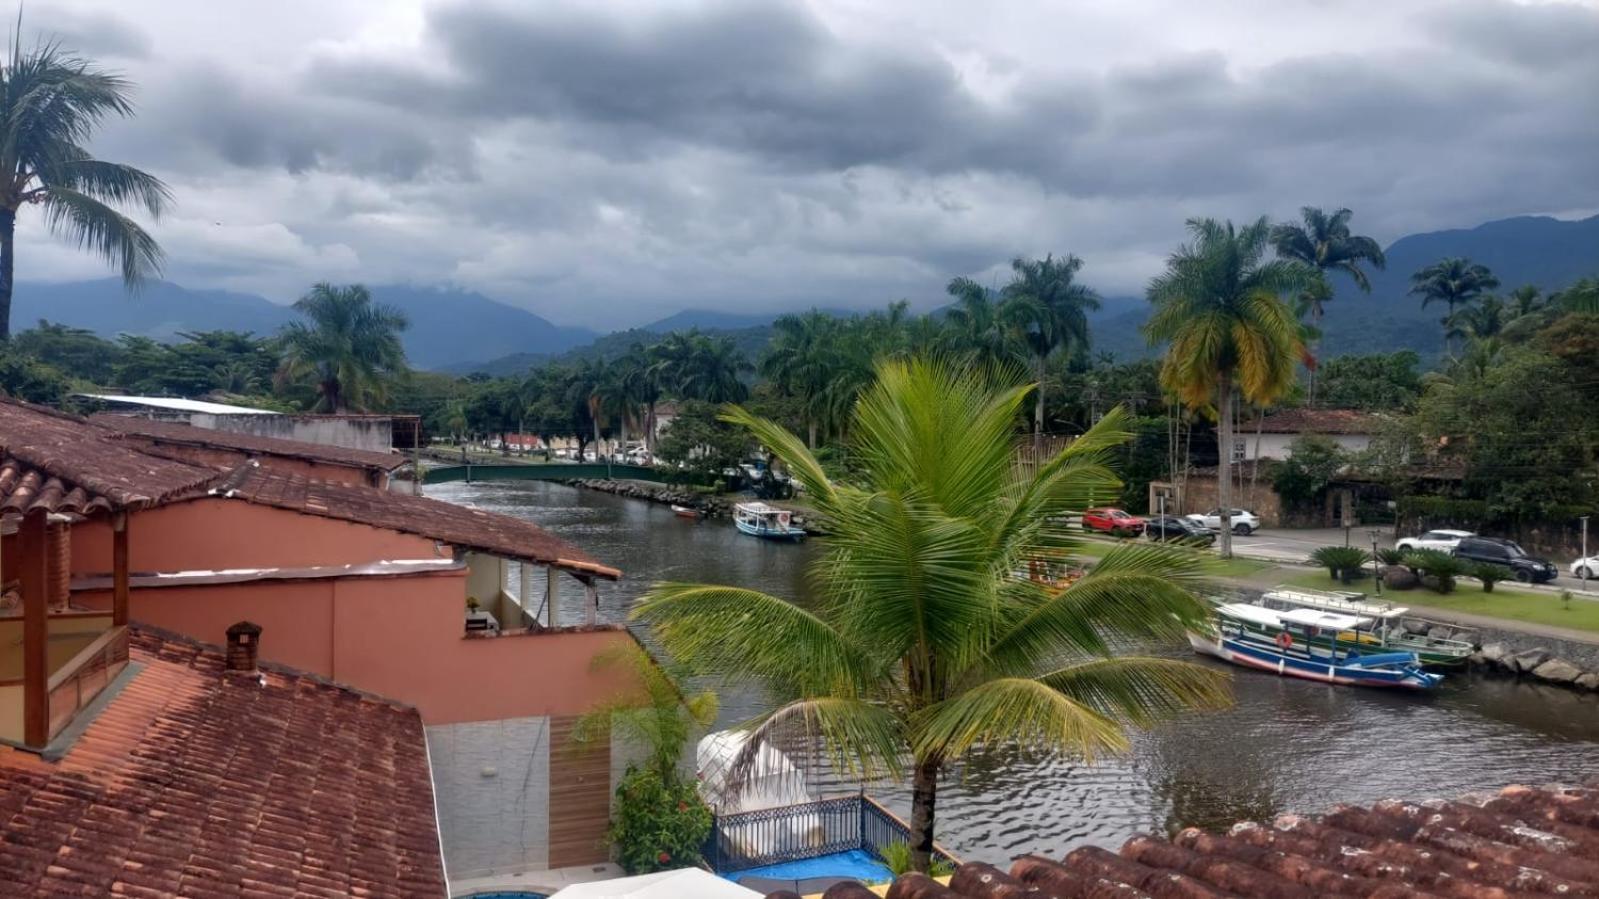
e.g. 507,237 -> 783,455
428,480 -> 1599,865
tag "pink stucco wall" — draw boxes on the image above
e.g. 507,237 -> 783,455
76,570 -> 640,725
71,498 -> 441,574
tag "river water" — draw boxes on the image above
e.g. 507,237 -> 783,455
428,480 -> 1599,864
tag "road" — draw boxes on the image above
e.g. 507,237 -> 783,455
1234,526 -> 1599,596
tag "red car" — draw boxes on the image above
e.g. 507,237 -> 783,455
1081,507 -> 1146,536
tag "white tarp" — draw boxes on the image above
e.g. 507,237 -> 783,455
696,731 -> 812,814
550,868 -> 761,899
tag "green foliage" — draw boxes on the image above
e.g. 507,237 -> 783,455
1409,258 -> 1500,346
0,349 -> 71,403
9,321 -> 120,383
1375,547 -> 1406,567
1471,562 -> 1513,593
655,400 -> 750,482
634,359 -> 1230,871
1309,545 -> 1371,581
880,840 -> 914,877
1272,436 -> 1348,507
1313,352 -> 1422,411
1400,549 -> 1468,594
0,41 -> 171,338
277,283 -> 409,412
607,766 -> 712,875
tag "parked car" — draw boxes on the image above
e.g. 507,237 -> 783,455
1082,508 -> 1146,536
1572,556 -> 1599,580
1395,529 -> 1475,553
1184,508 -> 1261,535
1144,515 -> 1216,545
1451,536 -> 1558,583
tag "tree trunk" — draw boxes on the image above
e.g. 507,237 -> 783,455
807,419 -> 817,449
1307,307 -> 1322,406
1216,376 -> 1235,558
909,755 -> 940,873
0,208 -> 14,341
645,401 -> 657,458
1034,358 -> 1048,455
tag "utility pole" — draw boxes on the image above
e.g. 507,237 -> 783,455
1583,515 -> 1591,594
1369,529 -> 1384,597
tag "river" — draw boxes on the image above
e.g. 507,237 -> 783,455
428,479 -> 1599,864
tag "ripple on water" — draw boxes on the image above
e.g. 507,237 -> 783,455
427,481 -> 1599,865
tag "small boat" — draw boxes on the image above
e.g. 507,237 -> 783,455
1254,587 -> 1476,667
733,502 -> 806,541
1191,602 -> 1443,690
670,504 -> 703,519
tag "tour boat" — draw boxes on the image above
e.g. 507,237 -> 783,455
1190,603 -> 1444,690
671,504 -> 703,519
1254,587 -> 1475,667
733,502 -> 806,541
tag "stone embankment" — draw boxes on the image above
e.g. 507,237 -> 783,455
564,478 -> 735,517
1472,641 -> 1599,692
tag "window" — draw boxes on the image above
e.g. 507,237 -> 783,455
1231,439 -> 1247,462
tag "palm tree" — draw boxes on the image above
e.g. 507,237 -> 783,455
999,254 -> 1101,451
277,283 -> 409,412
941,276 -> 1012,363
0,40 -> 171,339
1409,258 -> 1500,353
761,310 -> 839,447
634,359 -> 1230,871
1143,217 -> 1309,558
672,332 -> 751,403
1446,295 -> 1506,342
1269,207 -> 1385,403
1505,285 -> 1545,319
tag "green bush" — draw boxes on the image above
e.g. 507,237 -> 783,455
1400,549 -> 1468,594
1471,562 -> 1514,593
1309,546 -> 1372,582
609,766 -> 713,875
878,841 -> 956,880
1375,547 -> 1406,567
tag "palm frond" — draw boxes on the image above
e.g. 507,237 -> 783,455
913,677 -> 1126,762
1038,656 -> 1231,726
722,696 -> 905,798
39,186 -> 163,288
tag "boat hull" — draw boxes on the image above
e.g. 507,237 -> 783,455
1189,633 -> 1442,689
734,518 -> 806,541
1228,618 -> 1470,668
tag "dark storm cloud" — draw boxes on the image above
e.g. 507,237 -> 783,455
40,9 -> 151,59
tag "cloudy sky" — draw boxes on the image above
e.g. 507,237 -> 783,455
24,0 -> 1599,328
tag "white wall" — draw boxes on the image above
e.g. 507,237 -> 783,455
193,413 -> 394,452
1241,433 -> 1373,461
427,716 -> 553,880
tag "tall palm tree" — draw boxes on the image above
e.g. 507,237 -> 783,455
1269,207 -> 1385,403
678,332 -> 751,403
941,276 -> 1012,363
761,310 -> 839,447
0,40 -> 171,339
1409,257 -> 1500,353
634,359 -> 1230,872
999,254 -> 1101,451
1446,295 -> 1506,342
1143,217 -> 1309,558
277,283 -> 408,412
1505,285 -> 1544,319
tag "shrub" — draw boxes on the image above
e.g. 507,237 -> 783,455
609,766 -> 713,875
1400,549 -> 1468,594
1310,546 -> 1372,583
1375,547 -> 1406,567
1471,562 -> 1513,593
879,841 -> 956,880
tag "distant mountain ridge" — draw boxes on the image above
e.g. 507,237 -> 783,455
12,280 -> 597,371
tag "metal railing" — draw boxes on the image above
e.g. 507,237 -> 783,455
704,794 -> 959,874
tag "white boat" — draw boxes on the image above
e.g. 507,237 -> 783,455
1255,587 -> 1475,667
733,502 -> 806,541
1192,602 -> 1443,689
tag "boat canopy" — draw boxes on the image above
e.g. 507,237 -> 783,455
1264,587 -> 1408,619
1215,602 -> 1373,630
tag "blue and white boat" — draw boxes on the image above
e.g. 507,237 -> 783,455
733,502 -> 807,541
1190,602 -> 1443,690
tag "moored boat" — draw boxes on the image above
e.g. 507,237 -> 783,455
671,504 -> 704,519
733,502 -> 807,541
1254,587 -> 1476,667
1192,602 -> 1444,690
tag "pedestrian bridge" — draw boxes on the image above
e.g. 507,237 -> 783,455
423,462 -> 681,485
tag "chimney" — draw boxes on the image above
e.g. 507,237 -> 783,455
225,621 -> 263,673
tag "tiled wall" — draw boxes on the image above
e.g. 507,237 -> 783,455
426,716 -> 553,880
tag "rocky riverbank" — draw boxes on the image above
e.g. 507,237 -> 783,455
564,478 -> 735,516
1472,642 -> 1599,692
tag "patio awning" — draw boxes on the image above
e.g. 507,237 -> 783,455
551,867 -> 761,898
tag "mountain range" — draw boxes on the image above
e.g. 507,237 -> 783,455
12,213 -> 1597,376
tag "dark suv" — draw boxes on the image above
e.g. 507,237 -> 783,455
1451,536 -> 1558,583
1145,515 -> 1216,546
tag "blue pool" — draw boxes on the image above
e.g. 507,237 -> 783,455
725,848 -> 894,893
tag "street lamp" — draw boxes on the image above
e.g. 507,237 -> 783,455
1369,528 -> 1385,597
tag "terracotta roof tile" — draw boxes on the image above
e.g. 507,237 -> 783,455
91,414 -> 409,474
0,399 -> 217,514
0,627 -> 446,898
774,781 -> 1599,899
211,463 -> 621,578
1251,408 -> 1384,435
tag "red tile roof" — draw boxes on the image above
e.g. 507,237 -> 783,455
0,626 -> 446,898
776,781 -> 1599,898
92,413 -> 410,473
211,463 -> 621,579
1252,408 -> 1384,435
0,400 -> 216,516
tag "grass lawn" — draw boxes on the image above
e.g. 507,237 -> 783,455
1281,570 -> 1599,634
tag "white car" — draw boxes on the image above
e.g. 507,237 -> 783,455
1184,508 -> 1261,535
1394,529 -> 1474,553
1572,556 -> 1599,580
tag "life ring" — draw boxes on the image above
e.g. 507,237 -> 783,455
1275,631 -> 1294,651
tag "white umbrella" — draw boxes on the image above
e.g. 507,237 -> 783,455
550,868 -> 762,899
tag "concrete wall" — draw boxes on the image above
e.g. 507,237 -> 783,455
116,437 -> 381,487
427,715 -> 553,879
1166,475 -> 1286,527
1241,433 -> 1373,462
194,413 -> 394,452
71,498 -> 442,574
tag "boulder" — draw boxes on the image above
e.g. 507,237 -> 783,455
1427,626 -> 1453,641
1510,649 -> 1550,674
1383,567 -> 1420,591
1575,673 -> 1599,692
1478,643 -> 1510,668
1531,658 -> 1584,685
